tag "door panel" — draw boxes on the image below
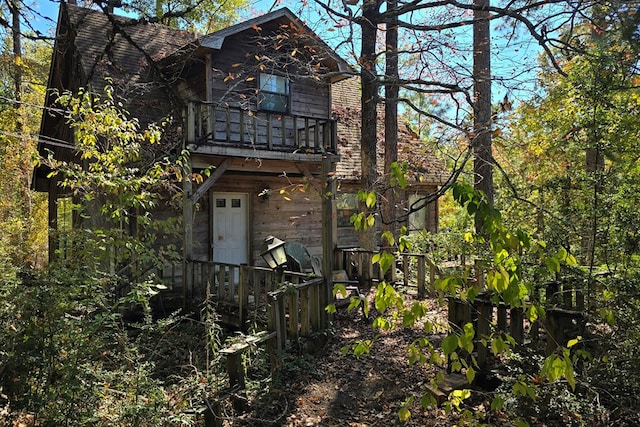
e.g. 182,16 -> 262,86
212,192 -> 248,266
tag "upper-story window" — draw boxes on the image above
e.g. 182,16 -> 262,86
258,73 -> 289,113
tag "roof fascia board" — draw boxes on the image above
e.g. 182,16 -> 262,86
200,8 -> 293,49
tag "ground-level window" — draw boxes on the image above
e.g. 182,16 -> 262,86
336,193 -> 358,227
407,194 -> 429,232
258,73 -> 289,113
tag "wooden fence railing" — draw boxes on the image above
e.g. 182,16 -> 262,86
267,277 -> 328,353
449,276 -> 585,368
186,101 -> 337,154
334,248 -> 444,298
157,260 -> 310,325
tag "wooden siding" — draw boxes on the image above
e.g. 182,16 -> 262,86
190,173 -> 324,266
208,30 -> 331,119
336,183 -> 439,248
290,80 -> 330,118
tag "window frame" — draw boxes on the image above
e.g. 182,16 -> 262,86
258,73 -> 290,113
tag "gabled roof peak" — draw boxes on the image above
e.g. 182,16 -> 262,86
199,8 -> 298,50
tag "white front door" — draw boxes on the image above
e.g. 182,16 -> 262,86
212,192 -> 248,265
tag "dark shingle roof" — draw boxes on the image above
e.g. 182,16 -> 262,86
65,4 -> 196,86
332,77 -> 447,186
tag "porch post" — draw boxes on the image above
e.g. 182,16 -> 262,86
321,154 -> 337,328
183,154 -> 194,311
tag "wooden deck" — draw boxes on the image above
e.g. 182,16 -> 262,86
155,250 -> 438,349
158,250 -> 588,358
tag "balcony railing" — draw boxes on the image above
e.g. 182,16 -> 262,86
186,101 -> 337,155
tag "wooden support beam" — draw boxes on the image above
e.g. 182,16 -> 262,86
191,158 -> 231,203
295,163 -> 322,194
183,155 -> 194,309
321,154 -> 337,329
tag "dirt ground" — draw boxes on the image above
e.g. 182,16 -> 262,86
236,294 -> 472,427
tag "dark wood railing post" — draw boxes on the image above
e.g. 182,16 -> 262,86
510,308 -> 524,344
314,120 -> 320,149
476,299 -> 492,369
288,289 -> 299,341
428,261 -> 436,296
331,119 -> 337,152
417,254 -> 426,299
207,104 -> 214,141
225,106 -> 231,141
293,116 -> 299,147
267,113 -> 273,149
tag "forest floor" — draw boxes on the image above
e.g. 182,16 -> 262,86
234,292 -> 493,427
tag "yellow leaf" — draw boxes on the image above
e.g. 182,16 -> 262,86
567,336 -> 581,348
291,49 -> 297,57
246,76 -> 255,82
398,407 -> 411,422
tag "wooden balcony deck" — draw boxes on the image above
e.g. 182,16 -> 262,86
186,101 -> 337,158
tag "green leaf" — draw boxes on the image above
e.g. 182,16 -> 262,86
333,283 -> 347,298
557,247 -> 568,261
491,336 -> 505,355
442,334 -> 458,355
353,340 -> 372,358
366,214 -> 375,228
490,396 -> 504,411
365,192 -> 376,208
347,296 -> 361,312
545,256 -> 561,273
420,393 -> 437,409
451,389 -> 470,399
465,366 -> 476,383
362,297 -> 370,317
378,252 -> 395,274
599,308 -> 615,326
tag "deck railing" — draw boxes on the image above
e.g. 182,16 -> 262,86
186,101 -> 337,154
158,260 -> 323,328
448,273 -> 586,368
334,248 -> 440,298
268,277 -> 328,353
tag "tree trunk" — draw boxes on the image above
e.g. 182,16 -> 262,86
10,0 -> 22,133
383,0 -> 398,243
583,4 -> 606,266
359,0 -> 381,252
472,0 -> 493,209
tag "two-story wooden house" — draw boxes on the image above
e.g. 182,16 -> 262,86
35,3 -> 349,262
34,4 -> 445,313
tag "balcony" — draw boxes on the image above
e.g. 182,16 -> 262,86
186,101 -> 337,160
